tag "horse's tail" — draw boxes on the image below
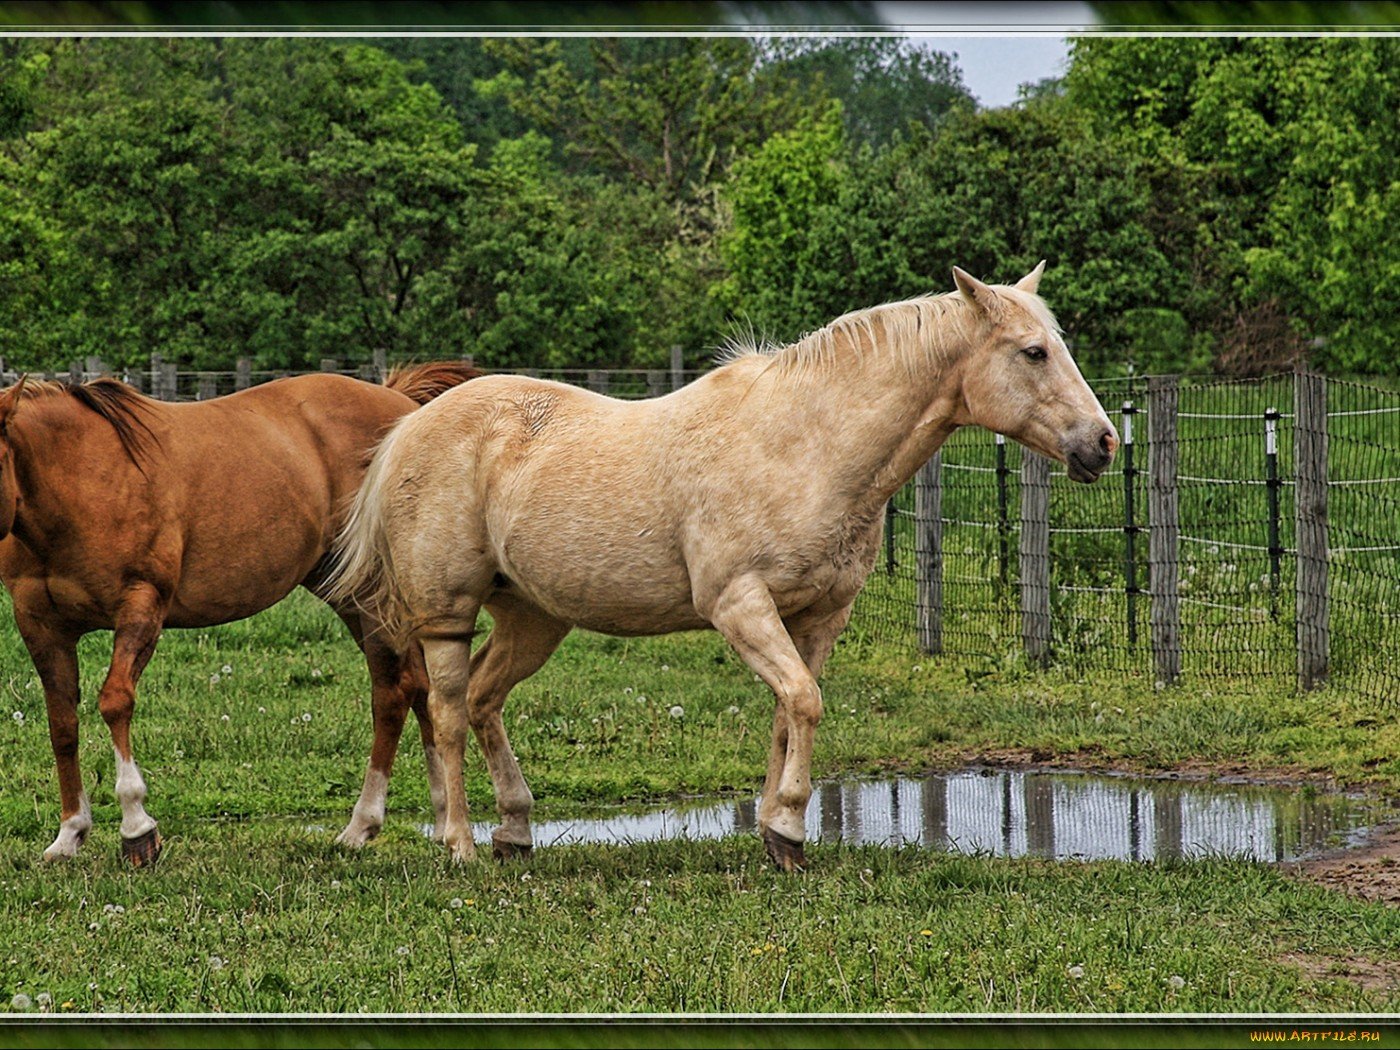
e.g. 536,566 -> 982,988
324,417 -> 414,647
383,361 -> 481,405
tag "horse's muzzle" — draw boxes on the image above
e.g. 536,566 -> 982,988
1063,425 -> 1118,484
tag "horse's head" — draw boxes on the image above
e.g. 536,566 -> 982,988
0,375 -> 26,538
951,263 -> 1117,483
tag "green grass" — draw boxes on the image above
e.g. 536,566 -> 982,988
1,590 -> 1399,1015
0,829 -> 1398,1014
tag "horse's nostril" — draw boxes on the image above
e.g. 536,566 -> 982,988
1100,429 -> 1119,458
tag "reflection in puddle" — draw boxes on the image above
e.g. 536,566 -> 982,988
441,769 -> 1392,863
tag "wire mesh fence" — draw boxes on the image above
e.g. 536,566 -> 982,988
857,371 -> 1400,700
4,355 -> 1395,698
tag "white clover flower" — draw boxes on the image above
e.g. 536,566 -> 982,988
637,695 -> 647,705
311,669 -> 322,678
1168,974 -> 1185,990
623,687 -> 633,695
302,713 -> 312,723
450,898 -> 464,909
11,711 -> 22,725
221,714 -> 230,723
207,955 -> 225,971
209,674 -> 221,686
258,706 -> 266,714
668,705 -> 684,720
1067,965 -> 1085,979
330,879 -> 341,890
221,664 -> 232,675
661,664 -> 670,671
726,705 -> 740,716
395,945 -> 410,957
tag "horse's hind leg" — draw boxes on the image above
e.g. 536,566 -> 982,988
419,612 -> 482,863
15,616 -> 89,861
333,608 -> 415,847
405,643 -> 449,841
469,597 -> 570,859
706,576 -> 824,872
98,585 -> 168,867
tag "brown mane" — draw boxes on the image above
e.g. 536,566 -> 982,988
384,361 -> 483,406
13,377 -> 158,467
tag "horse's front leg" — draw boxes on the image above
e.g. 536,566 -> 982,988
708,576 -> 825,872
99,585 -> 168,867
15,614 -> 88,861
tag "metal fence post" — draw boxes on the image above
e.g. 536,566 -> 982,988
1295,371 -> 1329,690
915,452 -> 943,655
1019,451 -> 1052,666
235,358 -> 252,391
1121,401 -> 1140,647
1148,376 -> 1181,685
994,433 -> 1010,588
1264,407 -> 1282,621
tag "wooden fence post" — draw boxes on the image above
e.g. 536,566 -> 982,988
646,369 -> 666,398
235,358 -> 252,391
69,360 -> 83,385
158,362 -> 179,401
1019,451 -> 1052,665
320,358 -> 340,374
915,452 -> 943,655
670,346 -> 684,391
588,370 -> 608,395
197,373 -> 217,401
372,348 -> 387,382
1295,370 -> 1329,690
1148,375 -> 1181,685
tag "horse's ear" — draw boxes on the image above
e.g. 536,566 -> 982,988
952,267 -> 999,315
1015,260 -> 1047,294
0,374 -> 27,431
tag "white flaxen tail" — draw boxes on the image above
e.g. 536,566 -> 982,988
324,417 -> 413,647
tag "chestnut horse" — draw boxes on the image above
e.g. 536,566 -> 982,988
0,363 -> 478,864
327,264 -> 1118,871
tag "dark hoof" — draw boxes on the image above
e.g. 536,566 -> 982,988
763,827 -> 807,872
120,828 -> 162,868
491,836 -> 533,862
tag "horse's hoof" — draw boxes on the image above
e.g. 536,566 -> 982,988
120,828 -> 162,868
763,827 -> 808,872
335,823 -> 380,849
492,836 -> 533,862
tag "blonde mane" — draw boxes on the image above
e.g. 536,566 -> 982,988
718,285 -> 1062,382
717,292 -> 981,381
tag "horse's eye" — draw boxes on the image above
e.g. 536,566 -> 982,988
1022,345 -> 1047,361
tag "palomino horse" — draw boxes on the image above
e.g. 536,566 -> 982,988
327,265 -> 1117,870
0,362 -> 478,865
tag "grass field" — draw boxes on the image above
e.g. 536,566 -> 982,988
0,590 -> 1398,1017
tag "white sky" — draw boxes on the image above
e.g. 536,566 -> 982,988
872,1 -> 1095,107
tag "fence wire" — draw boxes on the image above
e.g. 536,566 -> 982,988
856,373 -> 1400,701
8,360 -> 1395,698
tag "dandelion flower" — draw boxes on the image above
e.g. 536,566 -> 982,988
661,664 -> 670,672
395,946 -> 410,957
221,664 -> 232,675
209,674 -> 221,686
302,712 -> 312,723
450,898 -> 464,909
668,705 -> 684,720
207,955 -> 225,971
311,668 -> 323,678
10,994 -> 31,1011
1168,974 -> 1185,990
35,993 -> 51,1011
1067,964 -> 1085,979
726,705 -> 740,716
920,929 -> 933,937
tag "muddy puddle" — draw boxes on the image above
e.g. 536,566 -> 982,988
431,768 -> 1396,863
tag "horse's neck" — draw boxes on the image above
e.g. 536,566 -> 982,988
749,332 -> 966,511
